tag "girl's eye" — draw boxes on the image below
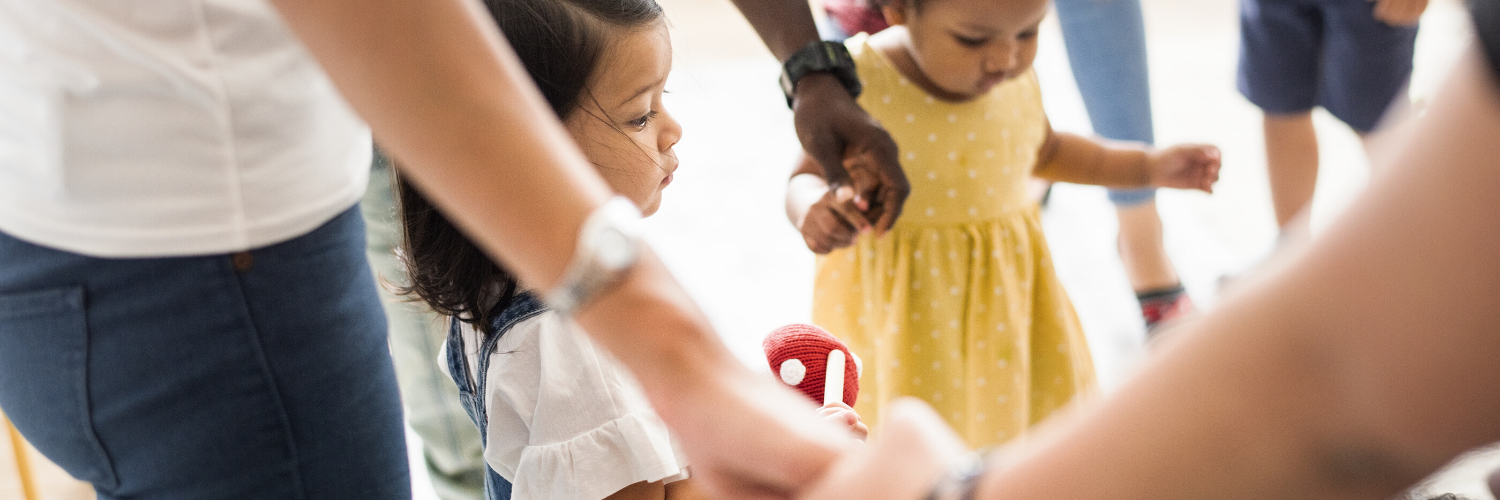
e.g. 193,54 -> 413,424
955,35 -> 987,48
628,110 -> 658,129
1017,30 -> 1038,41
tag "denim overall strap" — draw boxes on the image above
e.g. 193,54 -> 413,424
445,319 -> 485,434
447,292 -> 547,500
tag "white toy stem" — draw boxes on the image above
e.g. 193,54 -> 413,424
824,349 -> 845,406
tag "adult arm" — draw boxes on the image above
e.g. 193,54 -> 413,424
729,0 -> 910,234
265,0 -> 849,497
806,46 -> 1500,500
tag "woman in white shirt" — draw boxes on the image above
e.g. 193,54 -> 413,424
0,1 -> 407,497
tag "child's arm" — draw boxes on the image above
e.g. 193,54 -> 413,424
1032,124 -> 1221,193
1372,0 -> 1428,26
787,153 -> 871,254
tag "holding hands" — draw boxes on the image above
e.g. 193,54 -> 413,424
792,74 -> 910,236
796,181 -> 867,254
1147,144 -> 1222,193
788,154 -> 877,255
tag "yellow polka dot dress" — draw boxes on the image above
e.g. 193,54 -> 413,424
813,34 -> 1097,449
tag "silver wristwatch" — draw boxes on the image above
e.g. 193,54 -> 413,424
544,197 -> 645,317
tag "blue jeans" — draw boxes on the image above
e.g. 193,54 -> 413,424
0,205 -> 410,499
1054,0 -> 1158,206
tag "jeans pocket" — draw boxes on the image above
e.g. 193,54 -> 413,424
0,285 -> 118,488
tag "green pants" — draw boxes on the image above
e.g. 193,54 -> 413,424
362,151 -> 485,500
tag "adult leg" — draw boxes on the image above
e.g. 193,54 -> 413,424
363,150 -> 486,500
1054,0 -> 1188,329
1321,0 -> 1420,170
1263,111 -> 1320,235
0,207 -> 409,500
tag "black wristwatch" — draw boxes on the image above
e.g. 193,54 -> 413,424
780,40 -> 862,108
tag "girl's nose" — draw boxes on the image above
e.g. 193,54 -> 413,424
984,40 -> 1018,74
659,108 -> 682,152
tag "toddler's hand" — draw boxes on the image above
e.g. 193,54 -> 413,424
1148,144 -> 1221,193
800,187 -> 868,254
1371,0 -> 1428,26
817,402 -> 868,441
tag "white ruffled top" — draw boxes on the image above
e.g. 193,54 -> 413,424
458,310 -> 689,500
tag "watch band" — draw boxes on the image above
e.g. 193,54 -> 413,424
780,40 -> 863,108
924,451 -> 987,500
543,197 -> 644,317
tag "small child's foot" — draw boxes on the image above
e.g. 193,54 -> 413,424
1138,284 -> 1192,335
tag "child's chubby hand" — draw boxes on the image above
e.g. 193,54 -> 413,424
817,402 -> 869,441
1148,144 -> 1222,194
800,186 -> 870,254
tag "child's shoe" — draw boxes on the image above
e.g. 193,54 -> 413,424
1138,284 -> 1192,335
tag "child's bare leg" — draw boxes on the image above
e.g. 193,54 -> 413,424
1263,111 -> 1319,234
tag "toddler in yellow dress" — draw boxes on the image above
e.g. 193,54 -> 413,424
784,0 -> 1222,448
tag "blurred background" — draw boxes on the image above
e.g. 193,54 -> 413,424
1,0 -> 1490,498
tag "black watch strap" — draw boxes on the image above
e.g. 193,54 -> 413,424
780,40 -> 862,108
1473,0 -> 1500,83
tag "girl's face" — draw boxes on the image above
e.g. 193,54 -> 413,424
564,23 -> 681,217
884,0 -> 1049,101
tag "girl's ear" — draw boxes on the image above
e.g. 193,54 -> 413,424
881,0 -> 909,26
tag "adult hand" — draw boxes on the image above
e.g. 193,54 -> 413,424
660,368 -> 861,500
1372,0 -> 1428,26
792,73 -> 909,235
798,399 -> 967,500
1147,144 -> 1221,193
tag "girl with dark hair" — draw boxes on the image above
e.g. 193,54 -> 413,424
394,1 -> 861,499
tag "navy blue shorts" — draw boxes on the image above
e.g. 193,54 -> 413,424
1236,0 -> 1418,132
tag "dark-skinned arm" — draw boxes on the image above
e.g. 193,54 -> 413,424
729,0 -> 910,234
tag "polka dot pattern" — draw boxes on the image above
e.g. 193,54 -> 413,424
809,33 -> 1096,450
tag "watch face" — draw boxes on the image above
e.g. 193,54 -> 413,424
595,228 -> 636,270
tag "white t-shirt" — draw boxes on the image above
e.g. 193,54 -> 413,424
456,311 -> 690,500
0,0 -> 370,257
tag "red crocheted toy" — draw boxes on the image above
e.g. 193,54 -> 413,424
763,323 -> 860,407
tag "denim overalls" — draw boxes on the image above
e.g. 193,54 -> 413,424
445,292 -> 548,500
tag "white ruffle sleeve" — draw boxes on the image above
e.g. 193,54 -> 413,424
474,310 -> 689,500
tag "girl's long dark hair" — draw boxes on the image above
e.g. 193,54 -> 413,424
394,0 -> 663,331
